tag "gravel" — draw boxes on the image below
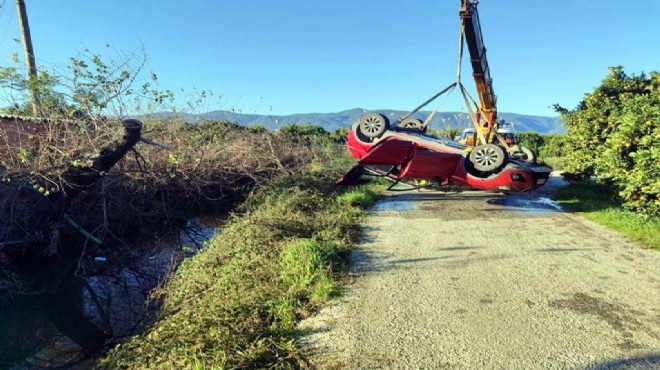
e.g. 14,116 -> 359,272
297,175 -> 660,369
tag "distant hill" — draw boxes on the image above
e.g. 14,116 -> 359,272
156,108 -> 564,134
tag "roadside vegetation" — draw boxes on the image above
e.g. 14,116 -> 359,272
555,67 -> 659,217
554,181 -> 660,250
1,48 -> 384,368
517,132 -> 566,170
100,152 -> 383,368
2,101 -> 384,367
550,67 -> 659,249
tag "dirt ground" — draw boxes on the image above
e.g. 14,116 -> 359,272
298,175 -> 660,369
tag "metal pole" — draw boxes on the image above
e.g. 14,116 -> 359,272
15,0 -> 41,117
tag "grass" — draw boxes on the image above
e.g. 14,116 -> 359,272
99,170 -> 384,369
554,180 -> 660,251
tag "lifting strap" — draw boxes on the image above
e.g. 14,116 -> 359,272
455,22 -> 490,147
453,21 -> 512,151
458,83 -> 488,146
397,15 -> 505,145
459,83 -> 511,151
456,22 -> 465,86
398,82 -> 457,124
422,83 -> 456,129
455,22 -> 488,146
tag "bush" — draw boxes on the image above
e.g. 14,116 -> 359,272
0,117 -> 322,245
278,123 -> 330,142
556,67 -> 660,216
331,127 -> 349,144
515,132 -> 566,168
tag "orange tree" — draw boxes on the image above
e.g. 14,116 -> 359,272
555,66 -> 660,216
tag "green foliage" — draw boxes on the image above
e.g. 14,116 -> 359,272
1,48 -> 172,118
554,180 -> 660,250
279,239 -> 338,302
99,168 -> 384,369
0,66 -> 83,118
556,66 -> 660,216
517,132 -> 567,169
331,127 -> 349,144
278,123 -> 329,138
427,127 -> 462,139
536,134 -> 566,159
516,132 -> 544,152
247,124 -> 267,134
335,187 -> 381,208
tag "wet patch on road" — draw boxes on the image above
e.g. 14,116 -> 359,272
488,196 -> 562,212
550,293 -> 636,333
372,199 -> 418,211
550,292 -> 657,350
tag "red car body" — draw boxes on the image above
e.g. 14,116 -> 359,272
338,125 -> 552,193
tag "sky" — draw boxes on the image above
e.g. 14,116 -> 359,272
1,0 -> 659,117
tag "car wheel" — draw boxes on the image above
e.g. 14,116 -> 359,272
519,146 -> 537,163
469,144 -> 506,173
400,118 -> 424,130
358,113 -> 390,139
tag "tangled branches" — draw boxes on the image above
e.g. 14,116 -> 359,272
0,115 -> 339,295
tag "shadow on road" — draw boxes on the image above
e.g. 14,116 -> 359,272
439,246 -> 483,251
390,257 -> 453,265
581,353 -> 660,370
537,248 -> 601,253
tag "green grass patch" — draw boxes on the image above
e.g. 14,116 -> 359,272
554,180 -> 660,250
99,171 -> 384,369
335,187 -> 381,208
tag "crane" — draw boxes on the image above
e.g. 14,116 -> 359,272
459,0 -> 497,143
353,0 -> 537,168
456,0 -> 536,161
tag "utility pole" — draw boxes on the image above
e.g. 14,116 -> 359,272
15,0 -> 41,117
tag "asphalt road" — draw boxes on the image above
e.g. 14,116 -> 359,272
298,176 -> 660,369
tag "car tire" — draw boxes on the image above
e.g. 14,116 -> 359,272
519,146 -> 537,163
400,118 -> 424,131
358,113 -> 390,139
469,144 -> 507,173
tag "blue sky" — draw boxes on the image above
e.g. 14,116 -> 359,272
1,0 -> 659,117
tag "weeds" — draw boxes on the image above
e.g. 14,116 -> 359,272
99,161 -> 383,369
554,180 -> 660,250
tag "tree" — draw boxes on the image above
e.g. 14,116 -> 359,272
556,67 -> 660,216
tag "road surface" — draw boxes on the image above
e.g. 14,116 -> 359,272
298,176 -> 660,369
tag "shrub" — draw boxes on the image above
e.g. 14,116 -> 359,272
556,67 -> 660,216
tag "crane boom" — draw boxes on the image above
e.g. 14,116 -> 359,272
459,0 -> 497,126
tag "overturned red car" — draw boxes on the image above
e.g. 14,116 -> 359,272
337,113 -> 552,193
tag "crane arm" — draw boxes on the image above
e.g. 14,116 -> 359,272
459,0 -> 497,125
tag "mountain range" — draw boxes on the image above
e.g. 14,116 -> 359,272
162,108 -> 564,134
